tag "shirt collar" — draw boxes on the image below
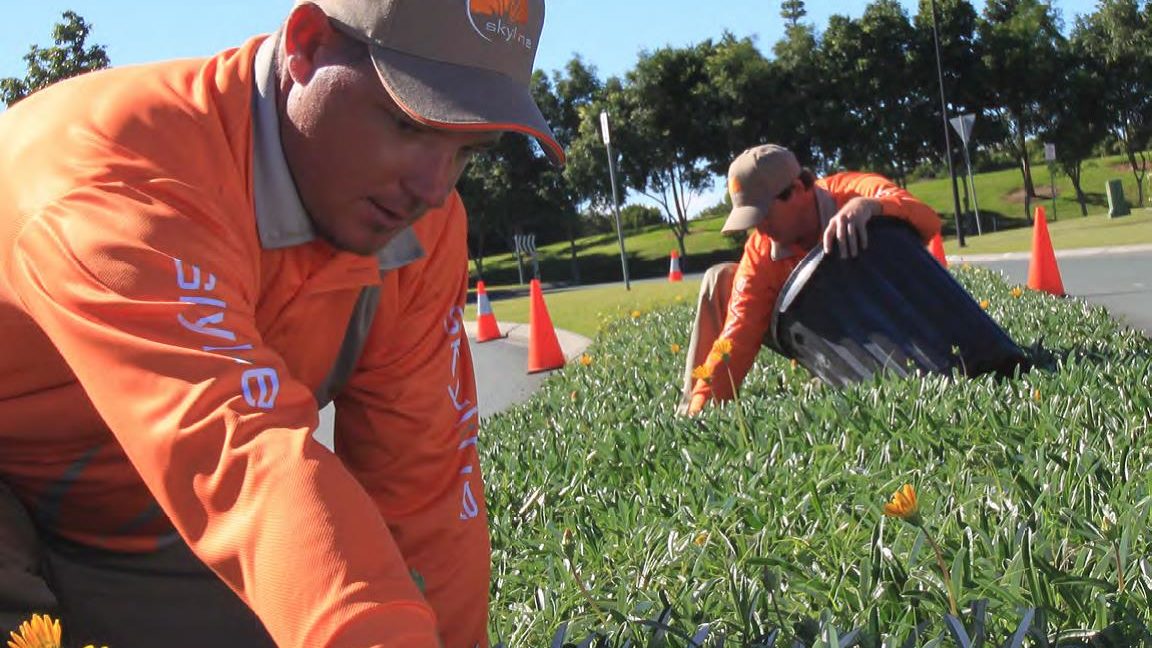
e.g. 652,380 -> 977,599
769,185 -> 837,262
250,36 -> 423,272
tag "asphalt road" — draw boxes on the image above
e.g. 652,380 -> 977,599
956,245 -> 1152,335
314,245 -> 1150,446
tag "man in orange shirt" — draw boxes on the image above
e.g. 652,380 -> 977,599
679,144 -> 941,415
0,1 -> 561,646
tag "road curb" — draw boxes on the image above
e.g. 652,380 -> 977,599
948,243 -> 1152,263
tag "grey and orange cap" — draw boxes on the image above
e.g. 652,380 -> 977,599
307,0 -> 565,165
721,144 -> 801,233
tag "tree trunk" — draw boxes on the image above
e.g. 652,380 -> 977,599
566,219 -> 581,285
1066,164 -> 1088,217
1125,148 -> 1147,206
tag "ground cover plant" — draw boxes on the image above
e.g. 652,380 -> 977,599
480,266 -> 1152,647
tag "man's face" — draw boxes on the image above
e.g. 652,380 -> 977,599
280,25 -> 500,256
757,179 -> 816,247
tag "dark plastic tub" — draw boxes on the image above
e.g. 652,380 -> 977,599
770,219 -> 1030,387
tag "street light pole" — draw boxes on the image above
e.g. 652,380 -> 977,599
929,0 -> 967,247
600,111 -> 631,290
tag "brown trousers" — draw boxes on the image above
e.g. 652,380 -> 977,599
0,481 -> 274,648
677,263 -> 738,415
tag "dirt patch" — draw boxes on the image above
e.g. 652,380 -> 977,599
1003,187 -> 1057,204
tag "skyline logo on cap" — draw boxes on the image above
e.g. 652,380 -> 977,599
467,0 -> 535,50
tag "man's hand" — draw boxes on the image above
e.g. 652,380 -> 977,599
822,197 -> 879,258
686,393 -> 708,416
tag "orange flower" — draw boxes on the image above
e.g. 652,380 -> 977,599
979,299 -> 990,310
711,338 -> 733,360
630,309 -> 642,319
670,343 -> 681,354
693,531 -> 709,546
7,614 -> 61,648
883,483 -> 922,526
691,364 -> 713,384
6,614 -> 105,648
1011,286 -> 1023,298
1032,388 -> 1041,402
579,353 -> 592,366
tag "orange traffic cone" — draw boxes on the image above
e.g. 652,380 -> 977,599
527,278 -> 565,373
929,232 -> 948,268
474,280 -> 502,342
668,250 -> 683,282
1027,205 -> 1065,296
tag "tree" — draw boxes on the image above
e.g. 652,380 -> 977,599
1073,0 -> 1152,206
772,20 -> 826,168
609,42 -> 725,257
1,11 -> 109,107
1050,24 -> 1115,215
817,2 -> 934,182
781,0 -> 808,28
977,0 -> 1065,220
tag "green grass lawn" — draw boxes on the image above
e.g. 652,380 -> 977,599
483,267 -> 1152,646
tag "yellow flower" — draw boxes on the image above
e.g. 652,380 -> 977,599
1033,388 -> 1041,402
1011,286 -> 1023,298
790,358 -> 798,370
630,309 -> 641,319
7,614 -> 61,648
693,531 -> 709,546
670,343 -> 682,354
979,299 -> 990,310
579,353 -> 592,366
675,294 -> 685,302
961,262 -> 971,270
711,338 -> 733,359
691,364 -> 713,384
882,483 -> 922,526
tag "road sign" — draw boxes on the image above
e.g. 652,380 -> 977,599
599,111 -> 611,145
1044,143 -> 1056,162
949,113 -> 976,146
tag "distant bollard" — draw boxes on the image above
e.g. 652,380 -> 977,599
1106,179 -> 1130,218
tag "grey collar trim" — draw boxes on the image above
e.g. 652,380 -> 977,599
250,36 -> 423,272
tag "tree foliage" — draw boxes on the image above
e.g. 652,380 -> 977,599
1,10 -> 109,107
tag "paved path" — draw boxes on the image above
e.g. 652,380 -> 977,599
953,244 -> 1152,335
314,321 -> 591,448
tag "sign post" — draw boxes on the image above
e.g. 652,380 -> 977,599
1044,142 -> 1057,221
949,113 -> 984,235
600,111 -> 631,290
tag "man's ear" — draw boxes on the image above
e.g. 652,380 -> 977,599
282,2 -> 333,85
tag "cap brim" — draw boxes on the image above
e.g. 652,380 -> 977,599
370,45 -> 565,166
721,205 -> 768,233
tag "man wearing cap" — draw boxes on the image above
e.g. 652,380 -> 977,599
678,144 -> 940,415
0,1 -> 561,646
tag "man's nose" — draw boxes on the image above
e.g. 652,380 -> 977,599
402,145 -> 461,210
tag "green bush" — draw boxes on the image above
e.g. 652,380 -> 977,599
482,266 -> 1152,646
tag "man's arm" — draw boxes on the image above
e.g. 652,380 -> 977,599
820,173 -> 941,257
333,192 -> 489,648
5,185 -> 440,647
688,231 -> 794,411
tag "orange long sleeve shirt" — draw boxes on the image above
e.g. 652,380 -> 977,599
691,172 -> 942,403
0,36 -> 487,647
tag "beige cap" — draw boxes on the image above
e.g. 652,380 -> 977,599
307,0 -> 565,165
720,144 -> 801,233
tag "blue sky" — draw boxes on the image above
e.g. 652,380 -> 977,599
0,0 -> 1097,212
1,0 -> 1099,86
